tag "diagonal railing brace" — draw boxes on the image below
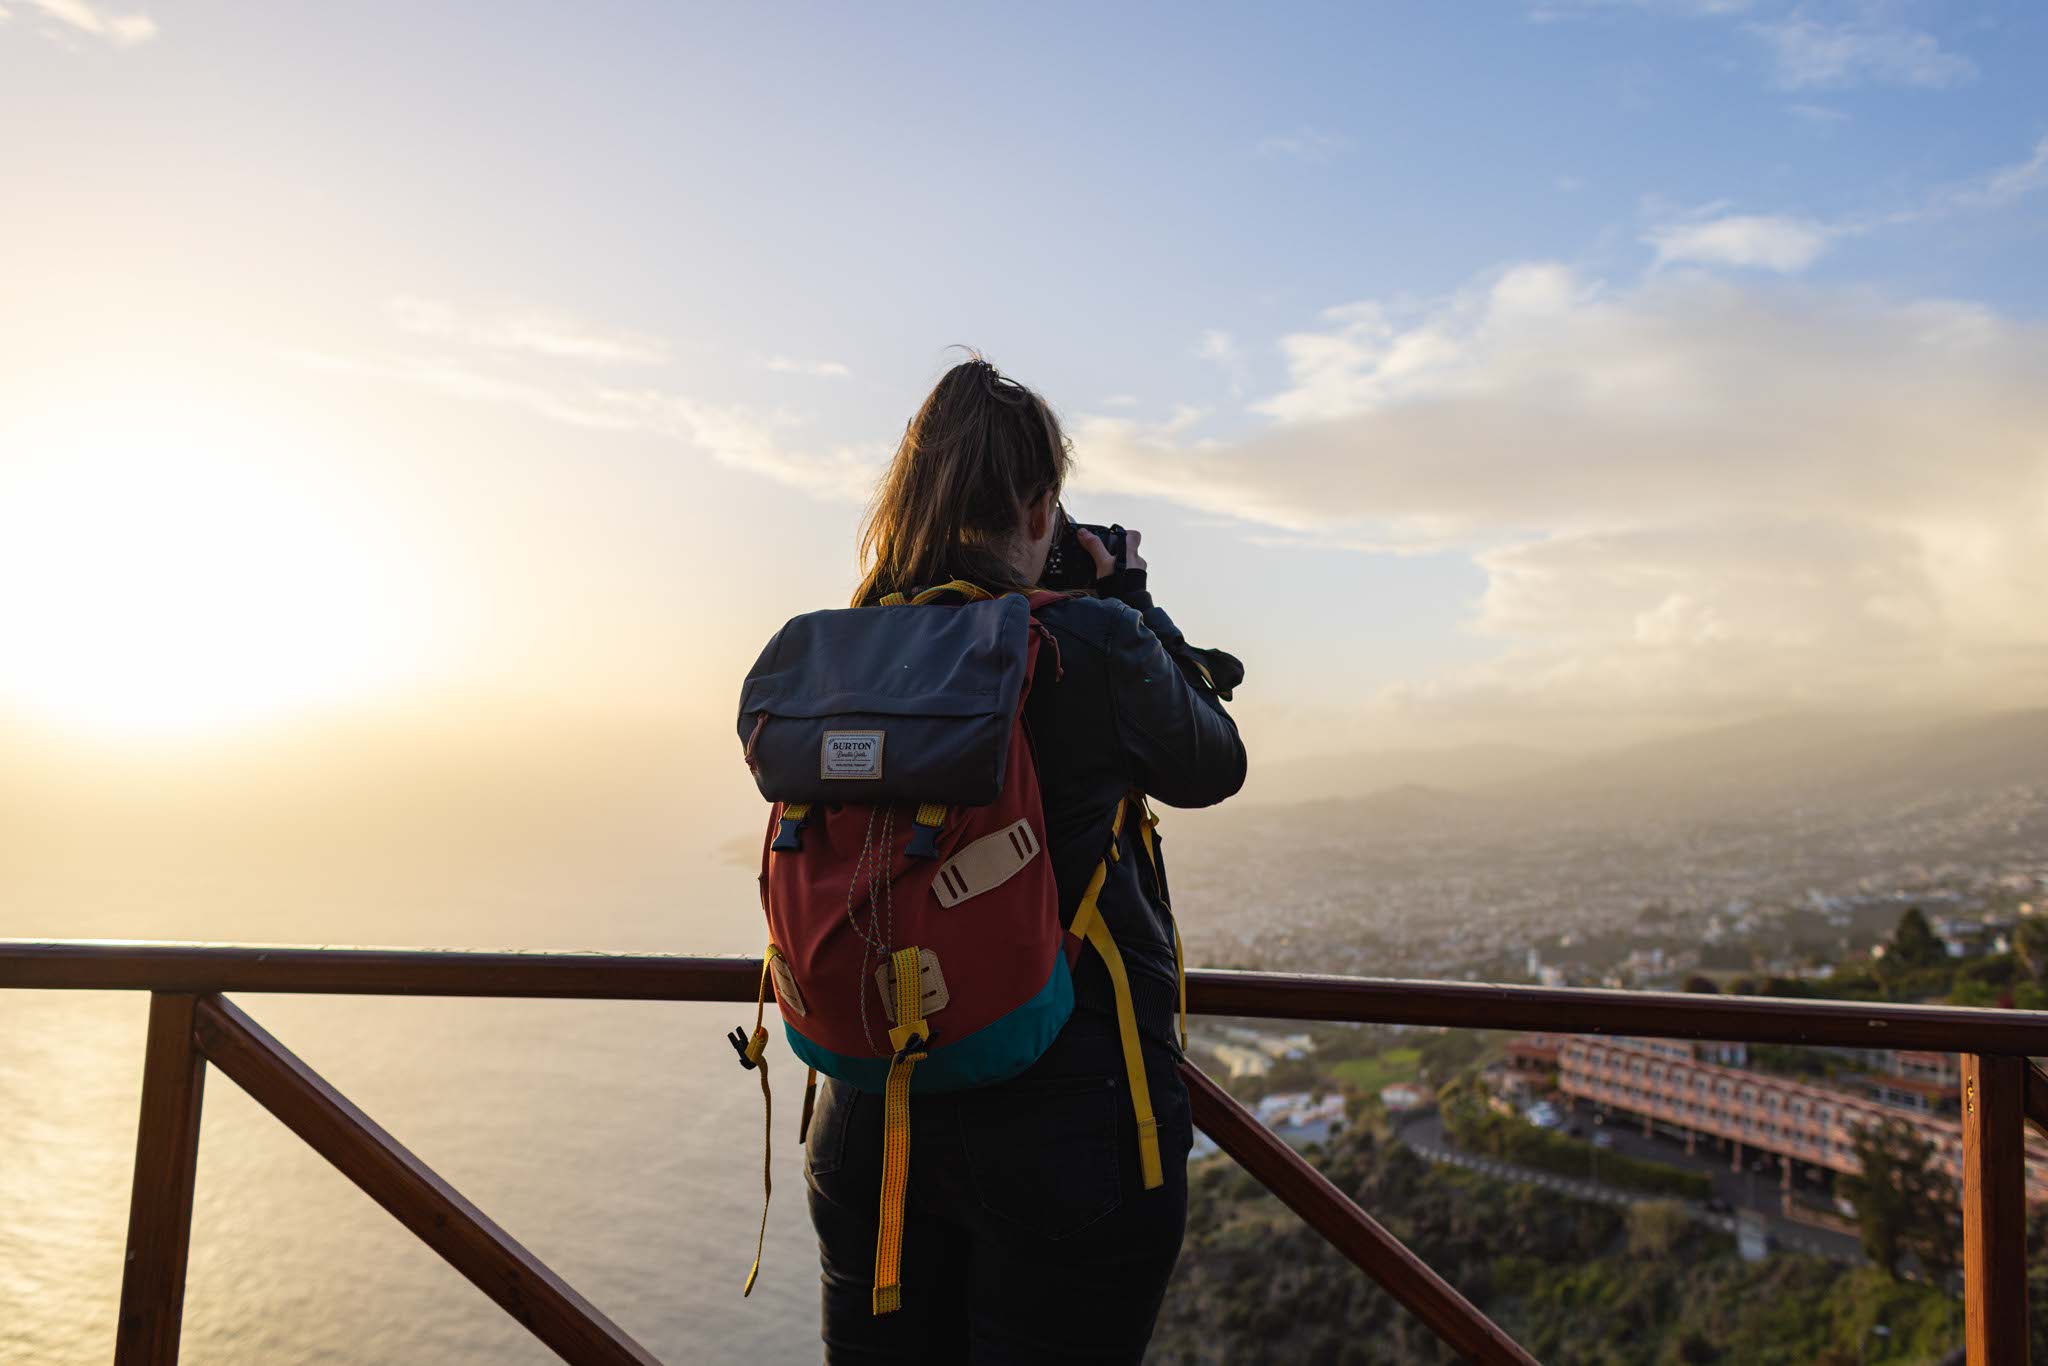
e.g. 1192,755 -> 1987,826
191,993 -> 660,1366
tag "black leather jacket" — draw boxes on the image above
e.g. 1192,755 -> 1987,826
1024,576 -> 1247,1054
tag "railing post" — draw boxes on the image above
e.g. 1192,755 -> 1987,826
1962,1054 -> 2028,1366
114,992 -> 208,1365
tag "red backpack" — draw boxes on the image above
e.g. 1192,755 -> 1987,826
731,581 -> 1178,1314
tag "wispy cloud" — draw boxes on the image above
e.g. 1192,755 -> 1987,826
386,296 -> 669,366
1786,102 -> 1849,125
1642,134 -> 2048,275
1254,127 -> 1348,163
1932,134 -> 2048,215
1647,212 -> 1836,272
1197,329 -> 1251,399
295,349 -> 886,503
1073,264 -> 2048,738
1530,0 -> 1755,18
24,0 -> 155,45
766,355 -> 852,378
1745,15 -> 1976,91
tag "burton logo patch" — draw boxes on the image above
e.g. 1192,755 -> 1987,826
820,730 -> 884,779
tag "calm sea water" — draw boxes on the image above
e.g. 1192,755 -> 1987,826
1,846 -> 830,1364
1,786 -> 1241,1365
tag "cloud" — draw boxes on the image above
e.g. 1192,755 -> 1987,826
1640,135 -> 2048,276
1647,213 -> 1836,272
1074,265 -> 2048,736
1933,134 -> 2048,215
25,0 -> 154,44
293,350 -> 886,503
1254,127 -> 1348,163
1786,102 -> 1850,125
386,296 -> 669,366
1530,0 -> 1756,19
766,355 -> 852,378
1745,15 -> 1976,90
1197,328 -> 1251,398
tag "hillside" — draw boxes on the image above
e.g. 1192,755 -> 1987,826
1150,1120 -> 1970,1365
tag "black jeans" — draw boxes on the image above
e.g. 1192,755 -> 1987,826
803,1012 -> 1193,1364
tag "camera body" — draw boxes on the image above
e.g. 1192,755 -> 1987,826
1040,520 -> 1128,590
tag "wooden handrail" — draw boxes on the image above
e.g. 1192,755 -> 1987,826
8,939 -> 2041,1365
11,939 -> 2048,1054
1180,1061 -> 1538,1366
2024,1062 -> 2048,1141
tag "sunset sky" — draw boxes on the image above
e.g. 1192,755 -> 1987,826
4,0 -> 2045,770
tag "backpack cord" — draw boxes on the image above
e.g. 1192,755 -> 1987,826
738,954 -> 774,1296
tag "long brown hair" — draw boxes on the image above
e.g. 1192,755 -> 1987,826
853,354 -> 1073,606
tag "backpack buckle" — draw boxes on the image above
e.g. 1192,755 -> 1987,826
771,802 -> 812,853
890,1029 -> 932,1065
905,803 -> 946,859
728,1024 -> 768,1070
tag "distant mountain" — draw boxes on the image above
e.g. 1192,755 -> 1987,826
1235,707 -> 2048,822
1247,742 -> 1561,804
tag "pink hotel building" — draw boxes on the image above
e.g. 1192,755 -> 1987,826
1550,1034 -> 2048,1204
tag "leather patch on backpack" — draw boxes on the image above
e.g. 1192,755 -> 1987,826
875,948 -> 949,1023
931,819 -> 1041,908
768,950 -> 808,1016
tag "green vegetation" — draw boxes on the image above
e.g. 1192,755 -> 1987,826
1438,1078 -> 1713,1202
1726,906 -> 2048,1011
1327,1046 -> 1422,1095
1153,1119 -> 1965,1365
1840,1120 -> 1960,1285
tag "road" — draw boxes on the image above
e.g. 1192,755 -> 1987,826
1397,1103 -> 1863,1264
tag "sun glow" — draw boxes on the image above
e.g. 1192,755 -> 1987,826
0,394 -> 434,740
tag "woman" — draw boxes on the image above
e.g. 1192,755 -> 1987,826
803,356 -> 1247,1363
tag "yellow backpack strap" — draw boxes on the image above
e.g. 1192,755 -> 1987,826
1066,800 -> 1165,1192
797,1066 -> 819,1145
906,802 -> 946,860
1129,793 -> 1187,1054
879,591 -> 908,606
1173,925 -> 1188,1054
729,949 -> 777,1296
910,579 -> 993,604
873,946 -> 929,1314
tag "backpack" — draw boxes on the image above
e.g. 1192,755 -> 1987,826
730,580 -> 1182,1314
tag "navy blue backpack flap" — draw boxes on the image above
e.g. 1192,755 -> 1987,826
738,594 -> 1031,806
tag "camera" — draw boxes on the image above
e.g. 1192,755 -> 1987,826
1040,517 -> 1128,590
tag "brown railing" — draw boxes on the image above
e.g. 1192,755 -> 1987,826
8,938 -> 2048,1365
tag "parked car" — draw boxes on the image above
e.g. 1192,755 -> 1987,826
1591,1131 -> 1614,1150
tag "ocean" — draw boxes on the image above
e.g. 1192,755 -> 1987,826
1,841 -> 834,1364
0,761 -> 1247,1366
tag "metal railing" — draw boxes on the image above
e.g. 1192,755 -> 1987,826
8,938 -> 2048,1365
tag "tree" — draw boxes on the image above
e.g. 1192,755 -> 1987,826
1839,1119 -> 1956,1282
1682,975 -> 1719,995
2013,915 -> 2048,981
1887,907 -> 1947,972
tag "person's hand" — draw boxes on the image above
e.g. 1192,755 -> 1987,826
1076,527 -> 1145,580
